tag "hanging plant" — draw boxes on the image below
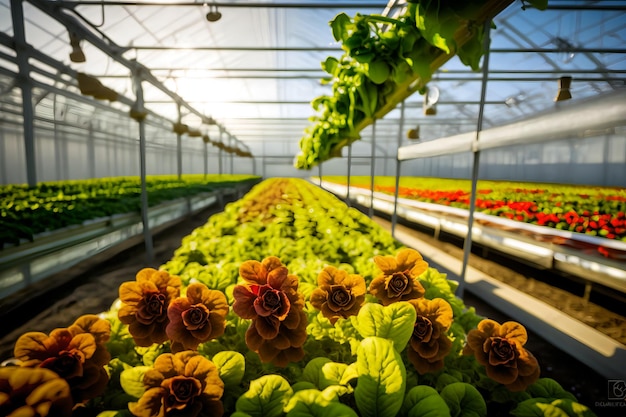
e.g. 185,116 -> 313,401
295,0 -> 549,170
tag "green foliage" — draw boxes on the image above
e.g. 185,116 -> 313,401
285,389 -> 360,417
41,177 -> 595,417
440,382 -> 487,417
511,398 -> 597,417
235,375 -> 294,417
355,337 -> 406,417
526,378 -> 578,402
0,174 -> 260,247
353,302 -> 416,351
402,385 -> 451,417
296,0 -> 541,169
212,351 -> 246,388
119,366 -> 150,399
302,357 -> 357,390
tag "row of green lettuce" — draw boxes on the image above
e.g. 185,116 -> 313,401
82,177 -> 597,417
295,0 -> 548,169
318,175 -> 626,243
0,174 -> 260,248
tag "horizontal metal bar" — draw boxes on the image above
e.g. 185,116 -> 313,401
94,72 -> 626,82
491,47 -> 626,54
543,4 -> 626,11
131,45 -> 341,52
150,67 -> 325,72
128,46 -> 626,54
27,0 -> 236,136
60,1 -> 391,8
146,67 -> 626,75
398,89 -> 626,160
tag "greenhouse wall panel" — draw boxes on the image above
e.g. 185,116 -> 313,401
1,130 -> 25,184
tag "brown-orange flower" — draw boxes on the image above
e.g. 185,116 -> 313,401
310,266 -> 366,324
369,248 -> 427,305
232,256 -> 308,366
232,257 -> 302,339
13,314 -> 111,404
244,308 -> 308,367
118,268 -> 182,347
463,319 -> 540,391
406,298 -> 453,374
0,366 -> 73,417
128,351 -> 224,417
166,283 -> 229,352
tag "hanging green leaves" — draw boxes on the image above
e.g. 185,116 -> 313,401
295,0 -> 528,170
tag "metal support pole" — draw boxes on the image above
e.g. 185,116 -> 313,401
458,21 -> 492,298
229,135 -> 234,174
176,103 -> 182,179
218,130 -> 223,175
318,162 -> 323,188
11,0 -> 37,186
53,93 -> 63,180
392,101 -> 406,237
369,120 -> 377,218
346,144 -> 352,206
203,139 -> 208,179
132,69 -> 154,263
87,122 -> 96,178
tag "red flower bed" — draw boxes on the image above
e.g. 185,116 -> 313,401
374,185 -> 626,242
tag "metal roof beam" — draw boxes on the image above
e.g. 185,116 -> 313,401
58,1 -> 392,9
26,0 -> 237,137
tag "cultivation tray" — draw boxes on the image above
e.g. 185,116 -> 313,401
319,180 -> 626,295
0,190 -> 225,301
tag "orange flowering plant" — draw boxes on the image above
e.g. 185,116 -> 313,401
463,319 -> 541,392
1,178 -> 596,417
128,351 -> 225,417
166,283 -> 229,352
368,248 -> 427,305
118,267 -> 182,347
309,265 -> 367,324
11,314 -> 111,405
232,256 -> 308,367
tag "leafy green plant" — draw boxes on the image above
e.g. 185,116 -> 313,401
1,178 -> 597,417
0,174 -> 260,247
295,0 -> 538,169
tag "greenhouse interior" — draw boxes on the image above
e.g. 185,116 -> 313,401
1,0 -> 625,416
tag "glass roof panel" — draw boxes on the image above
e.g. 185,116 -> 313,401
1,0 -> 624,160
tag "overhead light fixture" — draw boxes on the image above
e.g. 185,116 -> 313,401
407,126 -> 420,140
68,31 -> 86,63
206,5 -> 222,22
555,76 -> 572,102
423,86 -> 439,115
